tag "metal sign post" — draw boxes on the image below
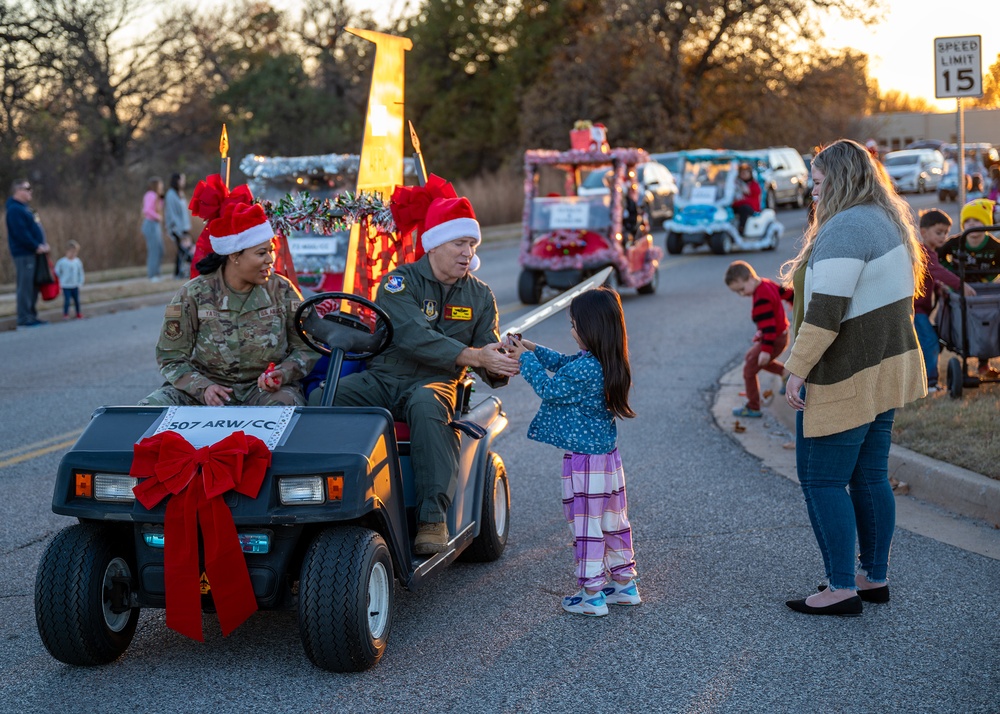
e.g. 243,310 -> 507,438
934,35 -> 983,206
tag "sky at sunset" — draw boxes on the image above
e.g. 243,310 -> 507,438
133,0 -> 996,113
821,0 -> 999,110
345,0 -> 998,112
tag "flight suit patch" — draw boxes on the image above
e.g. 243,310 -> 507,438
422,299 -> 438,320
164,320 -> 182,340
444,305 -> 472,321
385,275 -> 405,293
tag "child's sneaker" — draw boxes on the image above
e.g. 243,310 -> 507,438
732,405 -> 762,418
602,579 -> 641,605
561,588 -> 608,616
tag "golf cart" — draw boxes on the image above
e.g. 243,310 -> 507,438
665,150 -> 783,255
517,148 -> 663,304
240,153 -> 417,292
33,291 -> 510,672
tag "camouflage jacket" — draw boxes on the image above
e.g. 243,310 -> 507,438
369,256 -> 507,388
155,269 -> 319,402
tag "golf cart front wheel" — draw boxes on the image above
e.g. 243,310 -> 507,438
35,524 -> 140,666
666,231 -> 683,255
709,232 -> 731,255
299,527 -> 394,672
637,267 -> 659,295
518,269 -> 544,305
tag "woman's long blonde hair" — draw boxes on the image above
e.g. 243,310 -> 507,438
780,139 -> 926,296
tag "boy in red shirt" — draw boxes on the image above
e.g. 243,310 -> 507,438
725,260 -> 793,417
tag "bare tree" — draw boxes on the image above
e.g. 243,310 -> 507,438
519,0 -> 885,153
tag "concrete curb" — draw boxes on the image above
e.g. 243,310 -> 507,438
0,288 -> 177,332
714,364 -> 1000,534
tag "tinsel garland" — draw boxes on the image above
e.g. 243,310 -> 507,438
258,190 -> 396,236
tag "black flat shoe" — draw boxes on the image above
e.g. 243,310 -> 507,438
786,595 -> 863,616
818,584 -> 890,603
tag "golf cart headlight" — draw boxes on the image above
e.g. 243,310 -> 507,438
279,476 -> 325,504
94,474 -> 138,502
714,208 -> 729,222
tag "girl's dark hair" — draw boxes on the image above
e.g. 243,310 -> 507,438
169,173 -> 183,193
196,251 -> 226,275
569,287 -> 635,419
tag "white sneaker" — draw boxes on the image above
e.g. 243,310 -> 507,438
602,579 -> 642,605
561,588 -> 608,616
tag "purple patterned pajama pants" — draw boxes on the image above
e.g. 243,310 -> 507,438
562,449 -> 638,590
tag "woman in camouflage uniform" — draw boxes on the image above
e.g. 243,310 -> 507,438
140,177 -> 318,407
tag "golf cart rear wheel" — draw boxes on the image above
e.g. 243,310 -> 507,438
299,527 -> 393,672
462,452 -> 510,563
946,357 -> 963,399
709,232 -> 730,255
518,269 -> 543,305
666,231 -> 683,255
35,524 -> 139,666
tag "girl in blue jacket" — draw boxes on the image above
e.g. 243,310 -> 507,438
506,287 -> 639,616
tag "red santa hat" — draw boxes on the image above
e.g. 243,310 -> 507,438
208,200 -> 274,255
421,196 -> 482,271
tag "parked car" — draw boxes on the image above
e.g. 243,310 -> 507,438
578,160 -> 677,222
746,146 -> 809,209
940,142 -> 999,171
883,149 -> 945,193
938,161 -> 961,202
802,154 -> 814,204
648,151 -> 684,177
905,139 -> 947,152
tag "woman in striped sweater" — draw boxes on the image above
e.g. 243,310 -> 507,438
781,139 -> 927,617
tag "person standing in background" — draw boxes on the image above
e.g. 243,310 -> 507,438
164,173 -> 192,279
5,179 -> 50,328
54,239 -> 85,320
142,177 -> 165,281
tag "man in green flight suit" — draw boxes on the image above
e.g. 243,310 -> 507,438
329,195 -> 519,554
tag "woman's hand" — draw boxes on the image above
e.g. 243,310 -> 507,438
203,383 -> 234,406
785,374 -> 806,411
257,365 -> 285,393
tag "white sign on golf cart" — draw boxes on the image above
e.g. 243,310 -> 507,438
548,203 -> 590,229
151,406 -> 295,450
934,35 -> 983,99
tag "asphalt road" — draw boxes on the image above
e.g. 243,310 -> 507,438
1,195 -> 997,713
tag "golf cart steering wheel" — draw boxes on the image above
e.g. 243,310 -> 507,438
294,292 -> 394,361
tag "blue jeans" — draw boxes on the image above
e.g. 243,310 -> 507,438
913,312 -> 939,386
62,287 -> 80,316
796,406 -> 896,591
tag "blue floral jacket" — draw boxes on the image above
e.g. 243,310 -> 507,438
519,345 -> 617,454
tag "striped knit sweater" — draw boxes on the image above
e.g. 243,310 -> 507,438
784,204 -> 927,438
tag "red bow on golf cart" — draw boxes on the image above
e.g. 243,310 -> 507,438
130,430 -> 271,641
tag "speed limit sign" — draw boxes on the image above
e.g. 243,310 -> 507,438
934,35 -> 983,99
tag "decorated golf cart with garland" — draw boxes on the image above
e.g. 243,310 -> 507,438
239,152 -> 417,292
33,29 -> 512,674
517,146 -> 663,304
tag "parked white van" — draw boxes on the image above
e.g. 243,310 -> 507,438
883,149 -> 945,194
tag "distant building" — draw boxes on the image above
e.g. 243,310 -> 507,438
860,107 -> 1000,152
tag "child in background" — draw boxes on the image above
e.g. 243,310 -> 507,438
939,198 -> 1000,380
914,209 -> 973,391
54,239 -> 85,319
725,260 -> 793,417
506,288 -> 639,617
